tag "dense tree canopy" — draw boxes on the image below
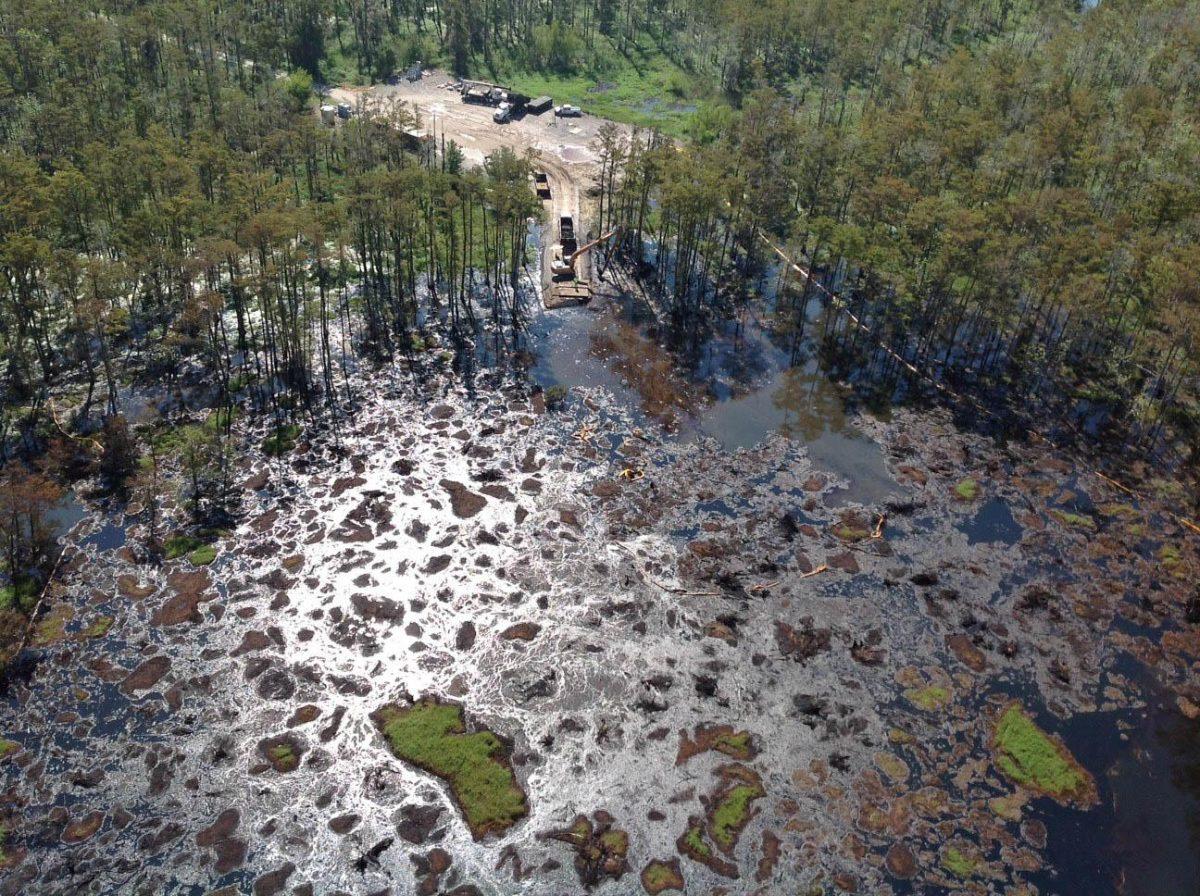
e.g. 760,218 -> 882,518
0,0 -> 1196,487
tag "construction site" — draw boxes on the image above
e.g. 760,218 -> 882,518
325,69 -> 627,311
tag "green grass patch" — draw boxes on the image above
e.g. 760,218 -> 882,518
941,846 -> 977,877
163,534 -> 208,561
904,685 -> 952,712
188,544 -> 217,566
31,605 -> 73,647
479,33 -> 714,137
681,823 -> 711,858
372,698 -> 528,839
991,702 -> 1096,806
711,730 -> 754,760
268,743 -> 298,770
833,521 -> 874,542
1158,544 -> 1183,569
641,859 -> 684,893
953,478 -> 980,501
710,781 -> 765,851
262,423 -> 302,457
0,739 -> 19,761
1051,509 -> 1096,530
80,616 -> 113,639
599,828 -> 628,855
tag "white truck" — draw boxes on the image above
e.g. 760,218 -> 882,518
554,104 -> 582,117
493,101 -> 513,123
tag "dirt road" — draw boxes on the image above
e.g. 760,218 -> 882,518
327,72 -> 627,306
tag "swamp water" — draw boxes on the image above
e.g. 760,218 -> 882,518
1,271 -> 1198,896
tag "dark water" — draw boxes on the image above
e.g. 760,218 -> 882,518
48,491 -> 88,538
958,497 -> 1023,545
527,278 -> 895,506
1026,665 -> 1200,896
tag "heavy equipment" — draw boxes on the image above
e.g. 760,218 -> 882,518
551,226 -> 622,278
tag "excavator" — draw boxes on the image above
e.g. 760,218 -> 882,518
550,226 -> 622,278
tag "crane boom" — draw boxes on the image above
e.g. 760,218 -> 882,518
551,226 -> 622,277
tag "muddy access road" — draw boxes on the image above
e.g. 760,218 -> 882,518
328,72 -> 627,308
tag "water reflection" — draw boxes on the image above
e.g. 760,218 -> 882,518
524,272 -> 896,503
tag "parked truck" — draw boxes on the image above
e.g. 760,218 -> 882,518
533,171 -> 551,200
463,86 -> 491,105
527,95 -> 553,114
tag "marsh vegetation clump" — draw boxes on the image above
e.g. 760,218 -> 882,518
372,698 -> 527,839
991,702 -> 1097,807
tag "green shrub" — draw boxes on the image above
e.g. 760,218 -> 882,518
262,424 -> 301,457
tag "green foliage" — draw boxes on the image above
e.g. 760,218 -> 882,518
682,824 -> 711,858
0,578 -> 39,613
267,742 -> 298,770
80,616 -> 113,638
373,699 -> 528,838
0,739 -> 19,761
710,782 -> 764,850
953,478 -> 980,501
188,544 -> 217,566
904,685 -> 951,712
162,534 -> 208,561
282,70 -> 314,110
1051,510 -> 1096,530
642,860 -> 683,892
526,23 -> 583,74
941,846 -> 977,877
0,0 -> 1195,472
992,703 -> 1094,803
1158,544 -> 1183,569
31,605 -> 72,646
262,424 -> 302,457
711,731 -> 753,759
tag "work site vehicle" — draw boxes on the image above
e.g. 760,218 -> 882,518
527,96 -> 553,114
533,171 -> 551,200
559,216 -> 577,256
493,102 -> 513,123
551,227 -> 622,278
554,104 -> 582,117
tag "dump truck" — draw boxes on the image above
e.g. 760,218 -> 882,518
463,86 -> 491,105
533,171 -> 551,200
527,96 -> 553,114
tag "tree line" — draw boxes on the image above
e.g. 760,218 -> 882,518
0,0 -> 1198,614
584,0 -> 1199,463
